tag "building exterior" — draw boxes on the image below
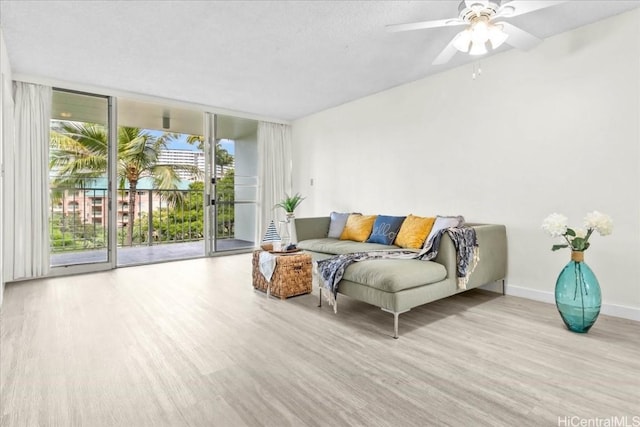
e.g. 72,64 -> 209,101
157,149 -> 205,181
157,148 -> 233,181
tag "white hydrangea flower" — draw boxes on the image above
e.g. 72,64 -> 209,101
583,211 -> 602,229
542,213 -> 568,237
584,211 -> 613,236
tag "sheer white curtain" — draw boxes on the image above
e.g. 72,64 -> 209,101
257,121 -> 292,240
6,82 -> 51,280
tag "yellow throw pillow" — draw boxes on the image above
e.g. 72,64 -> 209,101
394,215 -> 436,249
340,214 -> 377,242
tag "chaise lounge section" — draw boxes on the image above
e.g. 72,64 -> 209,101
295,216 -> 508,338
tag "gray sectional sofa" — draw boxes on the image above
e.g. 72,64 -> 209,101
295,217 -> 508,338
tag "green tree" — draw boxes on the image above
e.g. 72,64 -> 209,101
50,122 -> 202,245
159,181 -> 204,242
127,172 -> 236,243
129,181 -> 205,243
185,135 -> 234,174
216,170 -> 235,236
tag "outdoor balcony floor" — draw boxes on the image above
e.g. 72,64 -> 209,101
50,239 -> 254,267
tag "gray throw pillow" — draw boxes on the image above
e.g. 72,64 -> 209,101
423,215 -> 465,248
328,212 -> 354,238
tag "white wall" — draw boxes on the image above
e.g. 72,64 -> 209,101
292,10 -> 640,319
0,28 -> 14,306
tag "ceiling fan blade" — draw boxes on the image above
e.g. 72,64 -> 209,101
499,22 -> 541,50
432,37 -> 459,65
496,0 -> 566,18
386,18 -> 464,33
465,0 -> 494,8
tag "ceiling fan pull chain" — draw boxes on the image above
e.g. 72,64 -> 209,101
472,61 -> 483,80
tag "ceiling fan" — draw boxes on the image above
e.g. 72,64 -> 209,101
386,0 -> 565,65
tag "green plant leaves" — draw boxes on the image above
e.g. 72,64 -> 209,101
275,193 -> 305,213
552,244 -> 569,251
571,237 -> 586,251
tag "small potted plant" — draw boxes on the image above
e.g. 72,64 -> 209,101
275,193 -> 305,219
275,193 -> 305,248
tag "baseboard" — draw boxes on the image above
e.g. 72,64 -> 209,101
506,284 -> 640,322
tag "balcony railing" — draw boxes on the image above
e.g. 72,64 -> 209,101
50,188 -> 108,252
49,186 -> 225,252
116,188 -> 206,247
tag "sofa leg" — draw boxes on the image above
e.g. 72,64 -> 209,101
502,279 -> 506,296
392,312 -> 399,339
381,308 -> 410,339
318,288 -> 338,313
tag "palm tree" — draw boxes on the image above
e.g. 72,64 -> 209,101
185,135 -> 234,175
50,122 -> 201,246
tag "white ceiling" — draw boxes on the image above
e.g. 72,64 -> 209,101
1,1 -> 639,121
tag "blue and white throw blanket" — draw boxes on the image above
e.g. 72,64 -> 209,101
315,227 -> 479,308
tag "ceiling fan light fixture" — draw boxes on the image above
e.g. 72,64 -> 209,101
453,29 -> 472,52
469,40 -> 488,55
470,19 -> 489,44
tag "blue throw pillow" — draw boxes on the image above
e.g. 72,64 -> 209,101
367,215 -> 406,245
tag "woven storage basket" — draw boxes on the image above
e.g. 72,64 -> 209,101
252,250 -> 312,299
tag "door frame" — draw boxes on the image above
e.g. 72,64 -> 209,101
204,112 -> 216,256
48,90 -> 117,276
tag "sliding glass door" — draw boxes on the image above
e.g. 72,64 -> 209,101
49,89 -> 115,272
205,114 -> 258,254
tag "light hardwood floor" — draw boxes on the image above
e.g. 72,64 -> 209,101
1,254 -> 639,427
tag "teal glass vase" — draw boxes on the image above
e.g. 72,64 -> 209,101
555,251 -> 601,333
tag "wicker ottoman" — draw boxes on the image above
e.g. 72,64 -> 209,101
252,250 -> 312,299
